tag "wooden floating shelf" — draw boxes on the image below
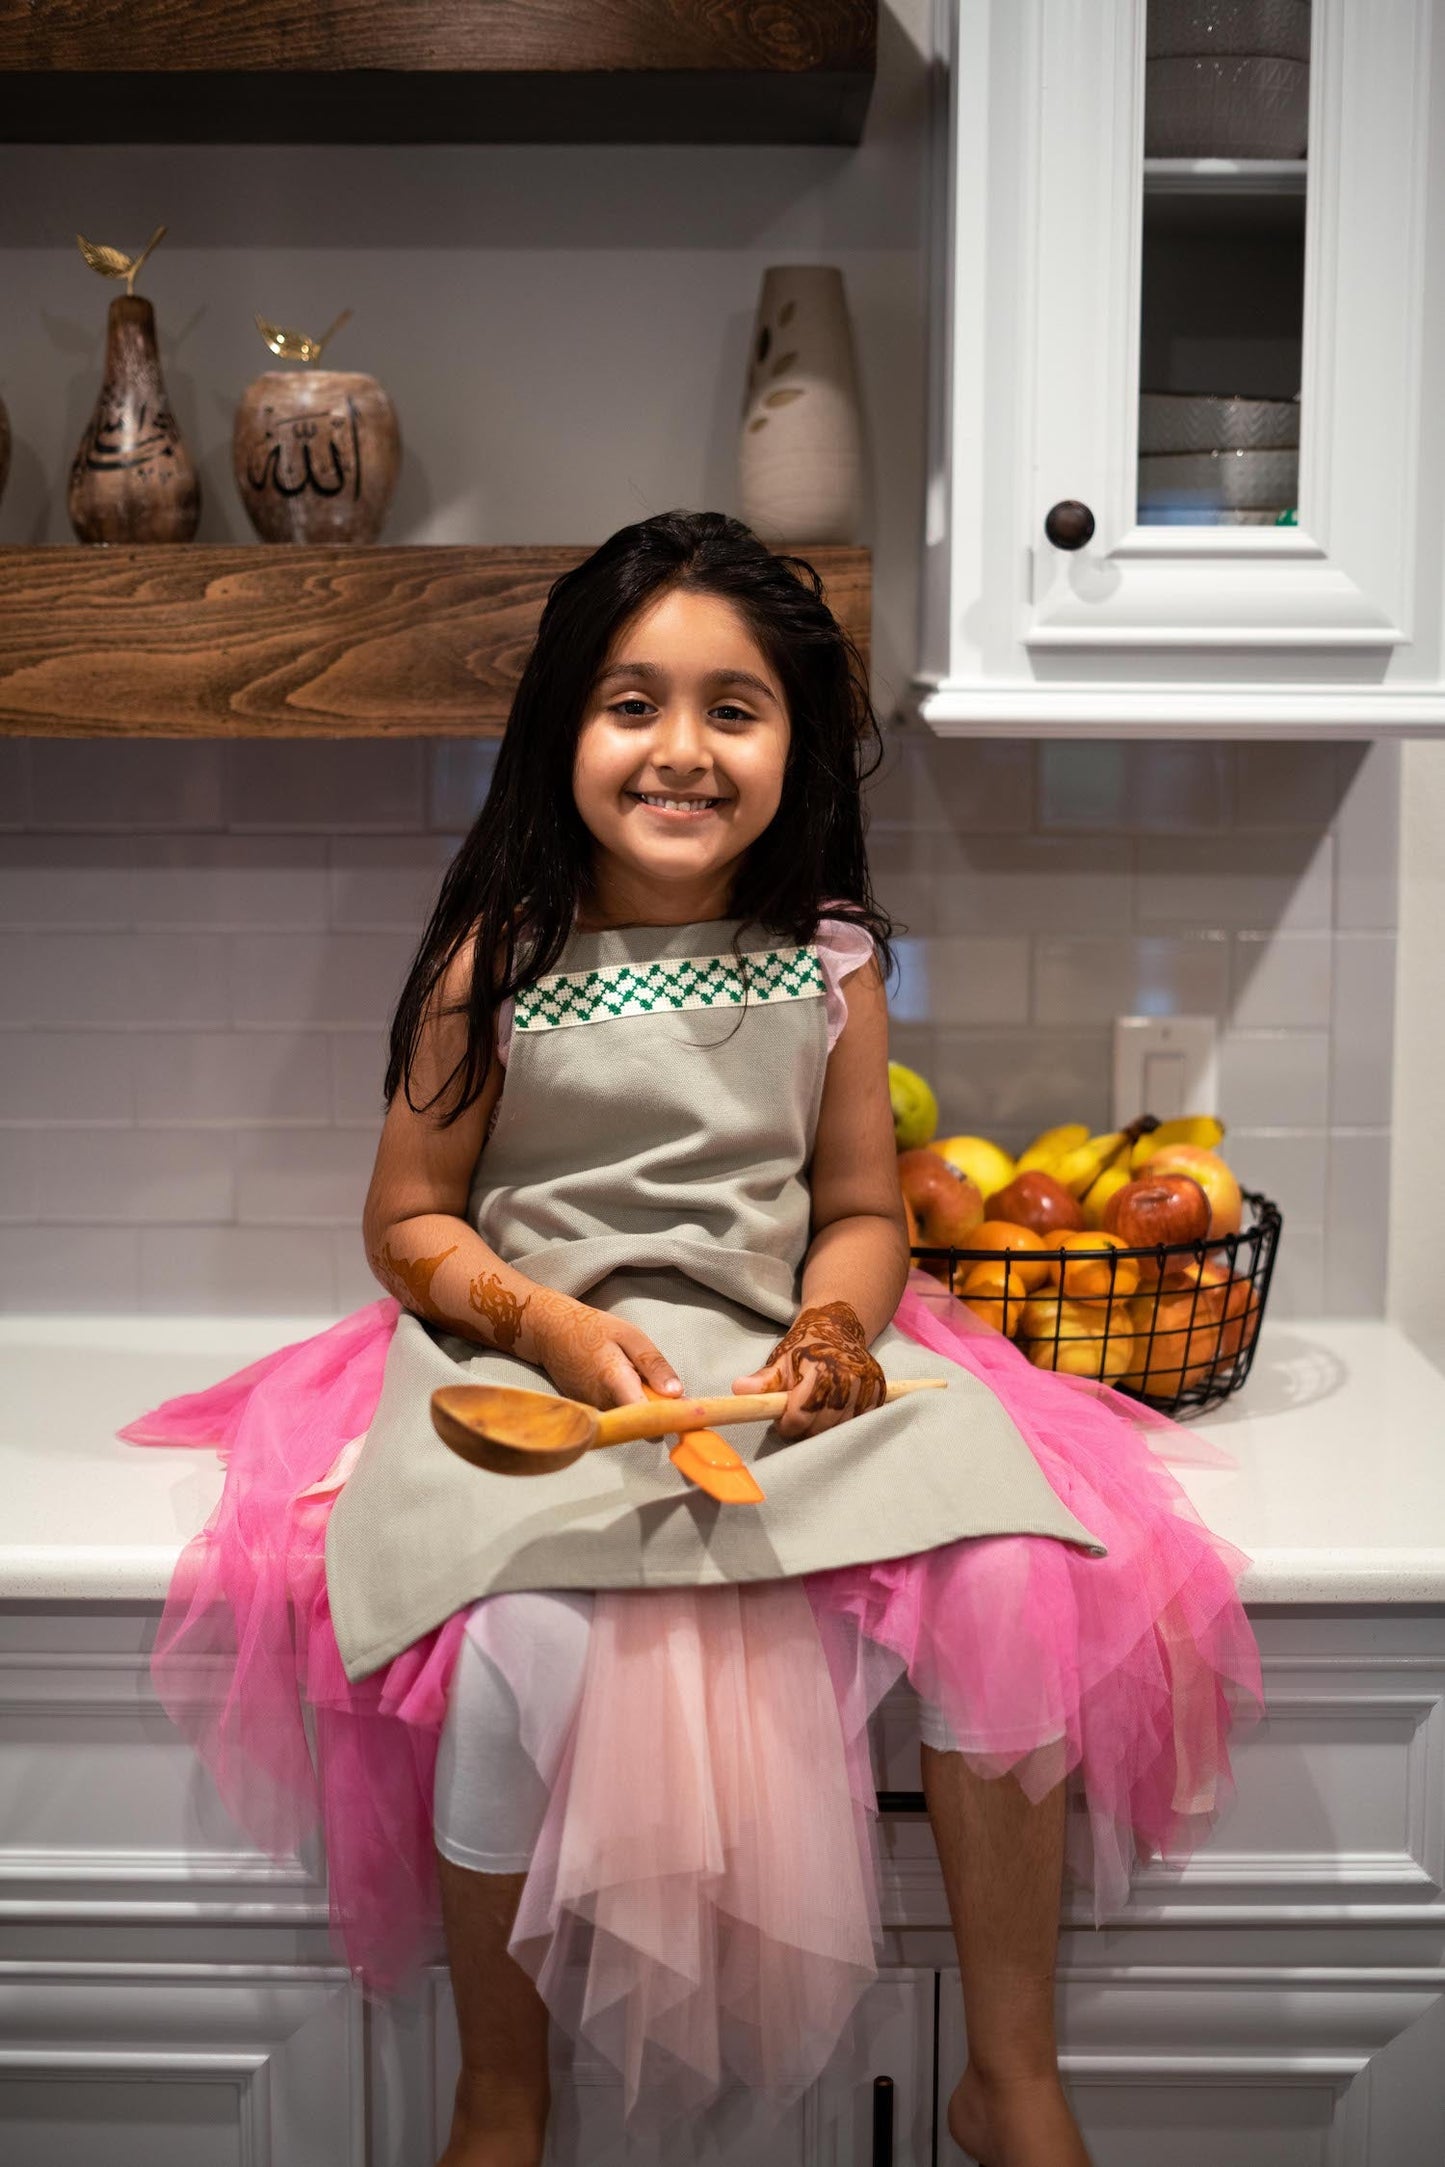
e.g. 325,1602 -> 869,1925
0,543 -> 871,737
0,0 -> 876,144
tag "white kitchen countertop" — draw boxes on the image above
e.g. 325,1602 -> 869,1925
2,1313 -> 1443,1607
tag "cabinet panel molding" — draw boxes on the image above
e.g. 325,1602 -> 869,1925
0,1962 -> 363,2167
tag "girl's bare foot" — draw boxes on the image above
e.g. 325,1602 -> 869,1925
947,2061 -> 1093,2166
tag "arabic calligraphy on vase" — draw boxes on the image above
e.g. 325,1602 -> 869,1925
245,398 -> 364,502
72,391 -> 186,479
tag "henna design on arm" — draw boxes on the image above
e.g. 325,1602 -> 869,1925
467,1269 -> 533,1354
759,1299 -> 888,1419
369,1236 -> 459,1325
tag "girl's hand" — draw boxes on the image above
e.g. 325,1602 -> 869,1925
731,1299 -> 887,1443
526,1287 -> 686,1411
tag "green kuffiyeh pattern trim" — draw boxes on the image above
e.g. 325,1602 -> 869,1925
513,944 -> 825,1035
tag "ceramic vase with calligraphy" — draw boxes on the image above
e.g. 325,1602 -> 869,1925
738,265 -> 863,545
232,370 -> 400,544
68,296 -> 201,544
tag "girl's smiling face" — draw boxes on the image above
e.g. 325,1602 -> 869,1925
572,587 -> 791,927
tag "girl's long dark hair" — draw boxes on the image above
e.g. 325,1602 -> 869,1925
384,508 -> 901,1122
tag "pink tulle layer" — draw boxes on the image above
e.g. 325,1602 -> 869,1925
121,1269 -> 1265,2132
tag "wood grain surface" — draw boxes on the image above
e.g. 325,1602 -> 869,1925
0,543 -> 871,736
0,1 -> 876,143
0,0 -> 875,73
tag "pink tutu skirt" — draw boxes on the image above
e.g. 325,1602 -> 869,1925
121,1267 -> 1264,2138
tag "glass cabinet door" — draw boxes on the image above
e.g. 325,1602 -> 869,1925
1136,0 -> 1310,531
929,0 -> 1440,722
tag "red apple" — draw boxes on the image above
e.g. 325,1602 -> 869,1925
983,1170 -> 1087,1239
1101,1172 -> 1210,1249
898,1147 -> 985,1249
1143,1143 -> 1243,1240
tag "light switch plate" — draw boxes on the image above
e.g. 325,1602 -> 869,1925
1113,1015 -> 1219,1127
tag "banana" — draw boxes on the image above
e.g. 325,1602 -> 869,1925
1015,1122 -> 1090,1174
1051,1129 -> 1127,1198
1129,1112 -> 1225,1171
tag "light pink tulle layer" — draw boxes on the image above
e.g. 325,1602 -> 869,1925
121,1268 -> 1264,2133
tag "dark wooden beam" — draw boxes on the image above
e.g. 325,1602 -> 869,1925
0,543 -> 872,737
0,1 -> 876,144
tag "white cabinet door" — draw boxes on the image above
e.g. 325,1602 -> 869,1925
433,1966 -> 938,2166
0,1966 -> 365,2167
917,0 -> 1445,735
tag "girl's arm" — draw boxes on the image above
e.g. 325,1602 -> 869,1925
731,954 -> 910,1438
360,935 -> 686,1404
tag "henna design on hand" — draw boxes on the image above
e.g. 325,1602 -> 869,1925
467,1270 -> 534,1354
370,1237 -> 458,1324
759,1299 -> 888,1420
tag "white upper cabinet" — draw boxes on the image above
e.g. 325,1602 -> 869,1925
914,0 -> 1445,735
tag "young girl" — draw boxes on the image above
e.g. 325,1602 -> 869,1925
123,509 -> 1264,2167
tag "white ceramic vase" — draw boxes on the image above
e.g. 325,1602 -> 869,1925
738,265 -> 863,545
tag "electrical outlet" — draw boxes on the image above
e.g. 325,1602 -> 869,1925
1113,1015 -> 1218,1128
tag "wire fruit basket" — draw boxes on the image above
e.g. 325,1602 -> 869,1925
908,1188 -> 1282,1418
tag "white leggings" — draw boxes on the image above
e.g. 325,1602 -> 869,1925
432,1588 -> 962,1872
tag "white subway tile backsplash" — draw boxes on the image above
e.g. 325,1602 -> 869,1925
131,835 -> 330,929
1227,1130 -> 1329,1228
230,930 -> 417,1027
0,1130 -> 39,1218
428,741 -> 500,831
867,827 -> 936,936
138,1225 -> 337,1313
0,741 -> 30,828
0,932 -> 28,1022
335,1226 -> 386,1308
1037,742 -> 1231,833
1329,936 -> 1398,1128
1219,1031 -> 1329,1133
1126,742 -> 1232,832
889,934 -> 1030,1026
1233,742 -> 1342,829
1334,743 -> 1400,931
864,730 -> 1034,835
0,732 -> 1400,1316
1229,932 -> 1332,1030
234,1126 -> 377,1226
929,1027 -> 1114,1146
329,833 -> 456,930
31,1127 -> 234,1224
28,741 -> 224,830
134,1032 -> 333,1125
1037,743 -> 1130,831
1323,1131 -> 1393,1315
0,836 -> 135,927
932,835 -> 1132,935
331,1032 -> 391,1124
1136,832 -> 1333,933
226,741 -> 427,832
0,1031 -> 135,1124
16,932 -> 231,1028
0,1225 -> 141,1310
1255,1224 -> 1325,1317
1033,934 -> 1229,1024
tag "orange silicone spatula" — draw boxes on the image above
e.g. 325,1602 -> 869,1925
640,1380 -> 767,1506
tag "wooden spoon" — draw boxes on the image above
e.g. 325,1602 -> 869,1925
431,1375 -> 947,1478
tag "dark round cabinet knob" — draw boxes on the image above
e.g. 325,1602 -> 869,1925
1044,499 -> 1095,550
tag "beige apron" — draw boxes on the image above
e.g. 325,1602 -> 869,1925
324,916 -> 1106,1681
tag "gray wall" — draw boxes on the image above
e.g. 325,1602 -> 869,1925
0,3 -> 1399,1319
